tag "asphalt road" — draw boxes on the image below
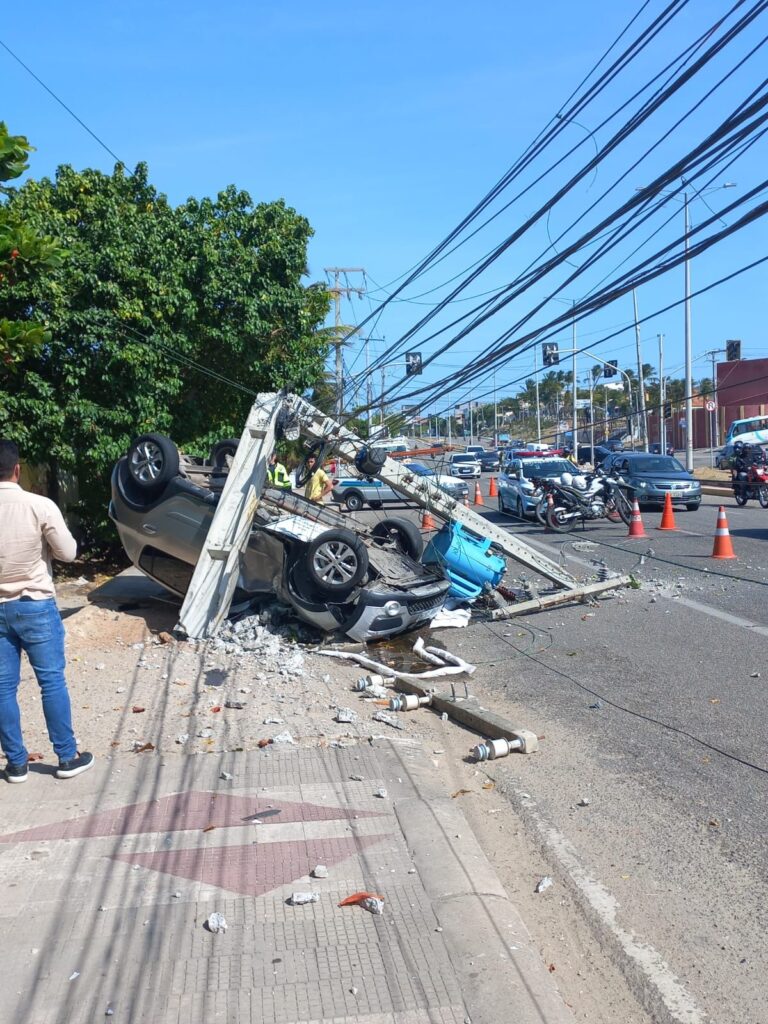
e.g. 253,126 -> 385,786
331,475 -> 768,1024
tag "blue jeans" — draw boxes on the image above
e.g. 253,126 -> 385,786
0,598 -> 77,766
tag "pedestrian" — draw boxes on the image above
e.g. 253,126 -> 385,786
267,451 -> 292,490
0,440 -> 93,782
303,454 -> 333,504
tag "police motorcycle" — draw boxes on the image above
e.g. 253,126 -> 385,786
544,468 -> 633,532
730,441 -> 768,507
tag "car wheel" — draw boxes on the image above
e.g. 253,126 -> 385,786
209,438 -> 239,471
370,517 -> 423,559
368,500 -> 383,510
304,529 -> 369,597
344,492 -> 365,513
686,502 -> 700,511
127,434 -> 179,494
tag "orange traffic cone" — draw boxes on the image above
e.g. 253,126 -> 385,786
473,481 -> 484,506
420,509 -> 436,531
711,505 -> 736,559
488,476 -> 498,498
463,494 -> 470,507
658,492 -> 677,531
626,498 -> 647,539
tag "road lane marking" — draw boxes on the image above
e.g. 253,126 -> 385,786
661,593 -> 768,636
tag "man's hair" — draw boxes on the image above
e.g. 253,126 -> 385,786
0,440 -> 20,480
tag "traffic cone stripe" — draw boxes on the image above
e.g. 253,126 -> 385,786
626,498 -> 647,539
711,506 -> 736,559
420,510 -> 436,531
489,476 -> 498,498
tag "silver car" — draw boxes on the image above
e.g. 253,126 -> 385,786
331,461 -> 468,512
602,452 -> 701,510
498,457 -> 576,518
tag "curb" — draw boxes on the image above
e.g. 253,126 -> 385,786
701,485 -> 731,497
383,740 -> 575,1024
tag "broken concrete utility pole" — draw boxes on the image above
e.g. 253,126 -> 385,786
176,392 -> 627,639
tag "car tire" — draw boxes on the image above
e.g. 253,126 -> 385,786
344,492 -> 365,513
686,502 -> 701,511
304,529 -> 369,597
127,434 -> 179,494
370,517 -> 423,559
209,438 -> 239,471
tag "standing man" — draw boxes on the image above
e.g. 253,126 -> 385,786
267,451 -> 292,490
304,454 -> 333,504
0,440 -> 93,782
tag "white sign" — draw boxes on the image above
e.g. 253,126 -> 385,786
679,418 -> 686,429
705,400 -> 716,412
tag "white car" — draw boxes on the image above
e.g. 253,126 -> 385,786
446,453 -> 482,478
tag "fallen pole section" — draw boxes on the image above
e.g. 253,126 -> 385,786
489,575 -> 632,620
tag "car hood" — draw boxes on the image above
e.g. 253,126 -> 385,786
631,470 -> 695,482
435,473 -> 467,485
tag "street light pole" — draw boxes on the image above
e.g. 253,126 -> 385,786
534,344 -> 542,445
572,302 -> 578,450
683,191 -> 694,472
658,333 -> 666,456
632,288 -> 648,451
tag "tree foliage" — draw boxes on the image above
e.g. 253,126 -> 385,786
0,158 -> 331,541
0,122 -> 67,366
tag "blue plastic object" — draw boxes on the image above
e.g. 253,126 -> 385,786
422,522 -> 506,600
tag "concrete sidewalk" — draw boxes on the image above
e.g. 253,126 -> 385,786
0,739 -> 573,1024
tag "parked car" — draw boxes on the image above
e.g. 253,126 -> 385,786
603,438 -> 626,452
477,450 -> 501,472
331,461 -> 468,511
498,456 -> 577,518
602,452 -> 701,510
110,434 -> 451,643
649,443 -> 676,456
445,453 -> 482,478
465,445 -> 486,458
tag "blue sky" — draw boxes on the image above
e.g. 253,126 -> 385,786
3,1 -> 766,418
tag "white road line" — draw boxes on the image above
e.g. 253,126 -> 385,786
661,592 -> 768,637
515,794 -> 706,1024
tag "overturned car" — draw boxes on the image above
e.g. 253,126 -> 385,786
109,433 -> 451,643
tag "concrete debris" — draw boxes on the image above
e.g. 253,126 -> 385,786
272,730 -> 296,745
289,892 -> 320,905
374,788 -> 387,799
224,700 -> 246,710
197,728 -> 214,739
210,615 -> 306,676
219,771 -> 233,781
372,710 -> 404,730
312,865 -> 329,878
349,774 -> 364,781
577,797 -> 590,807
205,912 -> 228,933
263,717 -> 283,725
360,896 -> 385,915
750,672 -> 761,678
535,876 -> 553,894
335,707 -> 355,723
176,734 -> 189,744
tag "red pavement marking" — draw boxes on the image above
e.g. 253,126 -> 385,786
110,834 -> 388,896
0,791 -> 382,844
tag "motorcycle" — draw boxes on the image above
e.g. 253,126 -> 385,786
544,470 -> 633,532
731,446 -> 768,507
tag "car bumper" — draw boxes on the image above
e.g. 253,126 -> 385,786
636,488 -> 701,504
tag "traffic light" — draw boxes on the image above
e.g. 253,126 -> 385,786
604,359 -> 619,378
664,402 -> 672,419
725,339 -> 741,361
542,343 -> 559,366
405,351 -> 423,376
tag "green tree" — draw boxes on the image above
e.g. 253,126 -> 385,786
0,161 -> 331,540
0,122 -> 66,366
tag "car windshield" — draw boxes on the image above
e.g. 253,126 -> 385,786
521,459 -> 573,478
451,455 -> 477,463
631,457 -> 686,473
404,462 -> 433,477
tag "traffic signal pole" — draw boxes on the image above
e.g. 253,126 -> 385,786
658,333 -> 666,456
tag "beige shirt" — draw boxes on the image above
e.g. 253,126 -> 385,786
0,482 -> 77,601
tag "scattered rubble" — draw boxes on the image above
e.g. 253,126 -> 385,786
205,912 -> 228,933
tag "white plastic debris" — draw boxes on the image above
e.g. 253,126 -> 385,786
197,728 -> 214,739
577,796 -> 590,807
360,896 -> 385,915
535,876 -> 553,893
69,971 -> 80,982
272,730 -> 295,745
263,717 -> 283,725
206,912 -> 228,933
312,865 -> 328,879
289,892 -> 320,905
429,607 -> 471,629
175,734 -> 189,744
219,771 -> 233,781
335,707 -> 355,723
374,788 -> 387,799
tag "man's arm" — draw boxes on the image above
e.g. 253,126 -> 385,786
42,500 -> 78,563
321,470 -> 334,498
